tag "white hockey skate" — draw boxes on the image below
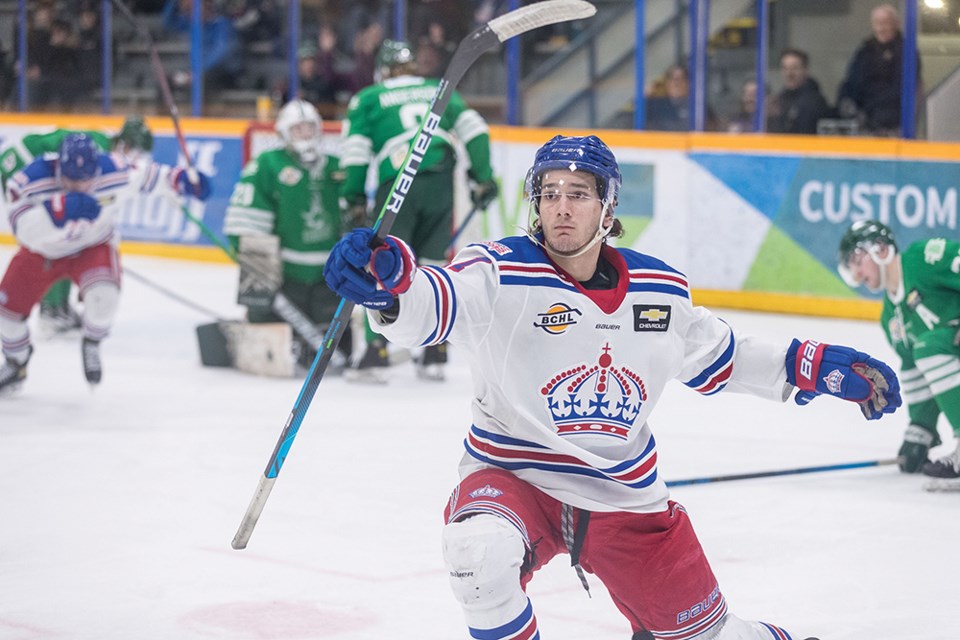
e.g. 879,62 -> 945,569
0,348 -> 31,396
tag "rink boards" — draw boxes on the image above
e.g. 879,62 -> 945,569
1,113 -> 959,319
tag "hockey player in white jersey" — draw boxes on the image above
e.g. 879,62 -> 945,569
0,133 -> 211,394
324,134 -> 901,639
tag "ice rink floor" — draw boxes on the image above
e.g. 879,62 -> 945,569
0,247 -> 956,640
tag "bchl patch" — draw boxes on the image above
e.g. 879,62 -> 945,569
278,166 -> 303,186
823,368 -> 844,394
633,304 -> 671,332
468,484 -> 503,499
534,303 -> 582,335
480,241 -> 512,255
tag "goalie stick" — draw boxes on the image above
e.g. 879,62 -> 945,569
231,0 -> 598,550
665,458 -> 897,488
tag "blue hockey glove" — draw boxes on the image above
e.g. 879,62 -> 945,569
785,339 -> 901,420
324,228 -> 416,309
172,168 -> 212,200
44,192 -> 101,227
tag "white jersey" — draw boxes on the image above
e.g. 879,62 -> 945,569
373,235 -> 792,513
5,153 -> 182,260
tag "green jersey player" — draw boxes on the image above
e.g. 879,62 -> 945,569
224,99 -> 351,370
0,118 -> 153,333
339,39 -> 498,383
839,220 -> 960,485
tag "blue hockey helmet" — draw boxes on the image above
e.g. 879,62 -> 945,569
524,135 -> 621,206
58,133 -> 102,181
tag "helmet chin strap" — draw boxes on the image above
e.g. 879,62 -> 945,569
525,201 -> 613,260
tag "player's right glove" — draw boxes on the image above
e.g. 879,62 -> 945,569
785,339 -> 901,420
470,178 -> 499,210
897,423 -> 941,473
324,227 -> 416,309
44,192 -> 101,227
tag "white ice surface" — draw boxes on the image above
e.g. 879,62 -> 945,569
0,248 -> 957,640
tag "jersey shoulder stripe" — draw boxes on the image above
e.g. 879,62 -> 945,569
684,329 -> 735,395
420,265 -> 456,345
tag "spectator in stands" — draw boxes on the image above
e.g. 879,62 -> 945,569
726,78 -> 760,133
645,65 -> 690,131
162,0 -> 244,92
0,39 -> 13,107
837,4 -> 921,136
227,0 -> 282,55
75,2 -> 103,95
30,18 -> 83,109
415,20 -> 456,78
645,65 -> 718,132
311,24 -> 375,110
767,48 -> 830,135
337,0 -> 389,62
279,44 -> 339,109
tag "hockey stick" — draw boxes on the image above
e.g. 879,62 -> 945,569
108,0 -> 195,175
231,0 -> 598,550
448,205 -> 481,252
665,458 -> 898,488
125,266 -> 227,320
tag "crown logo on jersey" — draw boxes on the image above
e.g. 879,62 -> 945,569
540,343 -> 646,440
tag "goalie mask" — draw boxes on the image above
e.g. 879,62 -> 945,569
276,99 -> 323,165
524,135 -> 623,256
837,220 -> 898,292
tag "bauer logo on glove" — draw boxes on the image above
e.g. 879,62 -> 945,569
785,338 -> 902,420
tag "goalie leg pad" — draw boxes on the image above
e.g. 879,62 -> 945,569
442,514 -> 529,631
79,282 -> 119,341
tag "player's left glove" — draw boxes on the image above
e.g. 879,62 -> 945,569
324,227 -> 416,309
172,168 -> 212,200
785,339 -> 901,420
470,178 -> 499,210
44,192 -> 101,227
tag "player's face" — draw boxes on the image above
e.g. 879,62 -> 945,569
844,247 -> 882,289
536,169 -> 605,255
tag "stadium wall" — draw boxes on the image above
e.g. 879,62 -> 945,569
2,114 -> 958,320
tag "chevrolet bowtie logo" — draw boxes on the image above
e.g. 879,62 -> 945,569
638,308 -> 668,321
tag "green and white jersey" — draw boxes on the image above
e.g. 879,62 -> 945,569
0,128 -> 111,190
881,238 -> 960,428
339,75 -> 493,201
224,147 -> 343,284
